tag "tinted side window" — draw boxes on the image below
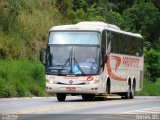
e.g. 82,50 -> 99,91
102,30 -> 106,53
123,36 -> 128,54
110,32 -> 123,54
128,36 -> 134,55
111,33 -> 116,53
106,31 -> 111,53
107,30 -> 143,56
137,38 -> 143,56
119,34 -> 124,53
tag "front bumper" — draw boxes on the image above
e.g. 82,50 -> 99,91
46,83 -> 99,94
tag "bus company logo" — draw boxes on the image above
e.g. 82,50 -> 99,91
87,76 -> 94,81
69,80 -> 73,84
107,55 -> 127,81
111,56 -> 121,71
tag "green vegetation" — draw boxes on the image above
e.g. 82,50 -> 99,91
0,0 -> 160,97
136,79 -> 160,96
0,59 -> 46,97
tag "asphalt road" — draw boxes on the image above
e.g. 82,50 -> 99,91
0,96 -> 160,120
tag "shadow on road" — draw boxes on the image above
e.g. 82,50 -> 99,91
64,96 -> 123,102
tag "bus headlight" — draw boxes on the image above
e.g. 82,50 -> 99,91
53,80 -> 57,84
46,79 -> 54,84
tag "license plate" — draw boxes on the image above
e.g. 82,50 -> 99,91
66,87 -> 76,91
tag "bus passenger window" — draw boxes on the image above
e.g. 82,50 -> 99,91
102,31 -> 106,53
106,31 -> 111,53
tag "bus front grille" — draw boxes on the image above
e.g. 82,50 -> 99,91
57,82 -> 85,85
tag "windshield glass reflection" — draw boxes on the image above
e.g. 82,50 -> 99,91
46,45 -> 99,76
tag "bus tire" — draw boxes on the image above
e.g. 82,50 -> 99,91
56,93 -> 66,102
124,82 -> 131,99
130,81 -> 136,99
82,94 -> 95,101
106,79 -> 110,94
95,96 -> 105,101
82,94 -> 88,101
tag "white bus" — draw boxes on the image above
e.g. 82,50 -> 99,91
40,21 -> 143,101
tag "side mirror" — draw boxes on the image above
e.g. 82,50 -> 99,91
40,48 -> 45,63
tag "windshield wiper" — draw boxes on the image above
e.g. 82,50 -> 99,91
61,46 -> 85,75
48,66 -> 67,70
49,46 -> 85,76
60,47 -> 72,70
72,49 -> 85,75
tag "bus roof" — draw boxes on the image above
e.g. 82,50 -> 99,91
50,21 -> 142,38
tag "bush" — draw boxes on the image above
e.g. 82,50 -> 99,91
0,59 -> 46,98
29,61 -> 45,82
0,80 -> 17,97
14,81 -> 30,97
29,80 -> 46,97
136,78 -> 160,96
144,49 -> 160,82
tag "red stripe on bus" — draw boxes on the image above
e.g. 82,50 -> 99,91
106,54 -> 127,81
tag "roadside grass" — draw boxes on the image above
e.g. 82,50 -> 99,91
0,59 -> 47,98
136,78 -> 160,96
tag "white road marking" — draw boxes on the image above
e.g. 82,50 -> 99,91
123,107 -> 160,114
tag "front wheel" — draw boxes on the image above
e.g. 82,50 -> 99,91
56,93 -> 66,102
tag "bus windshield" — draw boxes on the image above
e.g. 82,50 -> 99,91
48,31 -> 100,45
46,45 -> 99,76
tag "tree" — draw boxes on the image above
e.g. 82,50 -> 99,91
144,49 -> 160,82
122,1 -> 160,49
109,0 -> 134,14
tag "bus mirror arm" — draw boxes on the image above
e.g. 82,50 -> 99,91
99,67 -> 103,74
105,54 -> 107,63
40,48 -> 46,66
99,54 -> 107,73
102,54 -> 107,64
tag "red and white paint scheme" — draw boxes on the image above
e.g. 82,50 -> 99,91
44,21 -> 143,101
